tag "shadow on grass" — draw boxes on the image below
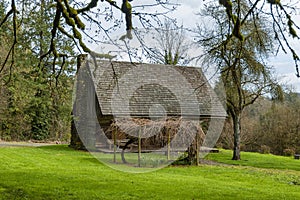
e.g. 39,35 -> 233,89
0,184 -> 28,200
37,144 -> 76,152
80,157 -> 103,165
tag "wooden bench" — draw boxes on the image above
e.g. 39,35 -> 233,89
294,154 -> 300,160
200,147 -> 219,153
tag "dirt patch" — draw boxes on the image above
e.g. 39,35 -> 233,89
0,141 -> 61,147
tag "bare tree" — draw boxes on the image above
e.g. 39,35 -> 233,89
146,19 -> 192,65
196,1 -> 283,160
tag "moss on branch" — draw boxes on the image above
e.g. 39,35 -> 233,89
219,0 -> 244,41
267,0 -> 281,5
62,0 -> 85,30
121,0 -> 133,30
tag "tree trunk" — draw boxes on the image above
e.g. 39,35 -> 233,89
187,142 -> 197,165
121,138 -> 136,164
232,114 -> 241,160
186,126 -> 204,165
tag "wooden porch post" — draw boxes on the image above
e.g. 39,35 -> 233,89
167,128 -> 171,160
113,128 -> 117,163
138,127 -> 142,167
196,130 -> 200,166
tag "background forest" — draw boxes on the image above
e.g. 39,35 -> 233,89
1,0 -> 300,157
0,1 -> 76,141
218,92 -> 300,156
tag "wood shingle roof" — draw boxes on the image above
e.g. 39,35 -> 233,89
87,60 -> 226,119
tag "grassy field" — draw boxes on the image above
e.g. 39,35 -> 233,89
0,145 -> 299,200
205,149 -> 300,171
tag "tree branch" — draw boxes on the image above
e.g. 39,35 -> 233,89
0,0 -> 18,82
0,9 -> 13,28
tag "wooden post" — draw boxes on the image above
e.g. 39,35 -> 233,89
167,129 -> 171,160
113,128 -> 117,163
138,127 -> 142,167
196,130 -> 200,166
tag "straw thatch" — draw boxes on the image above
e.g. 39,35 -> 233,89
106,117 -> 204,149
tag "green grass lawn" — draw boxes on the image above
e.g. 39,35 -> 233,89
205,149 -> 300,171
0,145 -> 299,200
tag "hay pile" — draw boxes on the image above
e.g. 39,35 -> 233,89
107,117 -> 205,149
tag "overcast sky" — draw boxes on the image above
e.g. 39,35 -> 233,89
169,0 -> 300,92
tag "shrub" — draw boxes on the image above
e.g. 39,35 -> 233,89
260,145 -> 271,154
283,148 -> 295,157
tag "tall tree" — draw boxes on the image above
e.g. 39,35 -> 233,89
0,0 -> 76,141
196,1 -> 283,160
